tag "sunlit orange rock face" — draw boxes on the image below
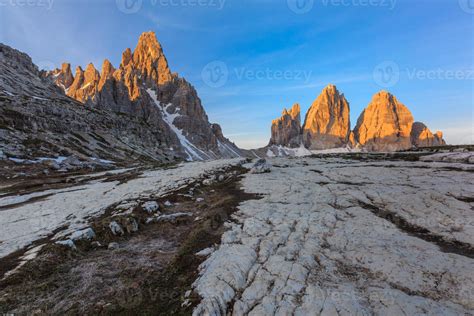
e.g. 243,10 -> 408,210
132,31 -> 172,86
270,103 -> 302,148
411,122 -> 446,147
269,88 -> 446,152
354,91 -> 414,152
302,84 -> 351,150
44,31 -> 241,159
49,63 -> 74,91
47,31 -> 173,105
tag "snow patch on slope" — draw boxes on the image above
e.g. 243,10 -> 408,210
266,145 -> 312,158
147,88 -> 210,161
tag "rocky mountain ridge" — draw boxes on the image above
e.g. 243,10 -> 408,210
46,31 -> 241,161
269,84 -> 445,153
0,42 -> 181,164
0,32 -> 241,164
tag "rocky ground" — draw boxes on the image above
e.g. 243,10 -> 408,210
193,152 -> 474,315
0,150 -> 473,315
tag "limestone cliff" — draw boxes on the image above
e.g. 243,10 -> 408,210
302,85 -> 351,150
270,103 -> 302,148
45,31 -> 241,161
353,91 -> 414,152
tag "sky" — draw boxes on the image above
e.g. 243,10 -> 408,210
0,0 -> 473,148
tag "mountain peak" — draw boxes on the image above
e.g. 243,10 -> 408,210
289,103 -> 300,120
270,104 -> 302,148
302,84 -> 351,149
61,62 -> 71,73
374,90 -> 394,100
132,31 -> 172,86
323,84 -> 337,92
121,48 -> 133,68
101,59 -> 115,74
354,91 -> 414,151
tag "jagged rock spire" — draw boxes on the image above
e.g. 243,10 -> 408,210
353,91 -> 414,151
121,48 -> 132,68
270,103 -> 302,148
302,84 -> 351,150
132,31 -> 172,86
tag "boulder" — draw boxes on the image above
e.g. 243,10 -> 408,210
142,201 -> 159,214
250,159 -> 272,174
109,221 -> 125,236
70,228 -> 96,241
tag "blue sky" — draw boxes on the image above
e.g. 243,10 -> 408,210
1,0 -> 472,148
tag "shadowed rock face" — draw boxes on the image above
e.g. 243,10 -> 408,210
49,63 -> 74,91
0,43 -> 179,163
44,31 -> 241,161
354,91 -> 415,152
270,104 -> 302,148
411,122 -> 446,147
302,84 -> 351,150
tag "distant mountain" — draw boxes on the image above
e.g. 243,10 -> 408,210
0,32 -> 241,164
302,84 -> 351,150
267,85 -> 445,155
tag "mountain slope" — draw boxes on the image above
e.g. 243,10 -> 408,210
46,31 -> 241,161
1,32 -> 241,163
0,43 -> 180,164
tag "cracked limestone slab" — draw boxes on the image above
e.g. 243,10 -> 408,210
192,156 -> 474,315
